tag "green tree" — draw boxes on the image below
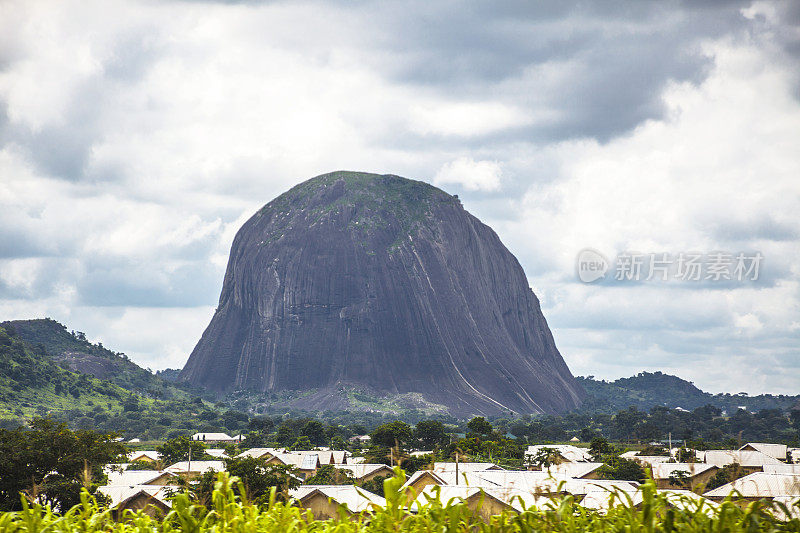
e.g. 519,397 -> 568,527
304,464 -> 354,485
466,417 -> 492,438
414,420 -> 449,449
0,418 -> 125,511
371,421 -> 413,448
291,436 -> 313,450
156,436 -> 208,466
527,447 -> 563,471
300,420 -> 326,446
188,458 -> 300,505
598,457 -> 646,483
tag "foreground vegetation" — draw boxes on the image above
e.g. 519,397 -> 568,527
1,470 -> 799,532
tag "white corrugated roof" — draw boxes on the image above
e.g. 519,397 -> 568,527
413,485 -> 553,512
236,447 -> 285,459
97,485 -> 172,508
433,462 -> 503,473
334,464 -> 394,479
632,456 -> 673,467
464,470 -> 638,497
581,488 -> 715,513
106,470 -> 174,486
291,485 -> 386,512
547,462 -> 604,478
525,445 -> 593,463
191,432 -> 236,441
164,460 -> 226,473
738,443 -> 788,460
763,464 -> 800,475
704,472 -> 800,498
651,463 -> 717,480
127,450 -> 161,462
699,450 -> 783,467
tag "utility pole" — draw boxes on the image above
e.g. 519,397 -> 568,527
188,446 -> 192,477
455,451 -> 459,484
668,432 -> 672,459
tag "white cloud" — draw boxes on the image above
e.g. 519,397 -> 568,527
434,157 -> 502,192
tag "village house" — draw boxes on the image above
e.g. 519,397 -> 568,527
650,463 -> 719,490
411,485 -> 529,521
191,432 -> 242,443
236,447 -> 286,460
290,485 -> 386,520
106,469 -> 177,487
703,472 -> 800,506
738,443 -> 788,461
581,488 -> 716,514
630,455 -> 674,468
525,445 -> 593,466
698,450 -> 783,473
763,464 -> 800,474
333,463 -> 395,483
96,485 -> 172,518
265,452 -> 321,480
546,462 -> 604,479
127,450 -> 161,463
164,460 -> 226,479
402,470 -> 453,501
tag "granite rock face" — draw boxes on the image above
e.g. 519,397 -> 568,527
179,171 -> 584,415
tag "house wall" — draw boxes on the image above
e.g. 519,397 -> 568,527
117,495 -> 169,519
465,493 -> 514,522
298,493 -> 353,521
405,474 -> 441,503
357,468 -> 393,483
656,468 -> 718,490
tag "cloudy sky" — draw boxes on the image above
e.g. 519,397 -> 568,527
1,0 -> 798,394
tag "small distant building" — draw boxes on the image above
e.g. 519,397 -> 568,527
290,485 -> 386,520
191,432 -> 242,443
127,451 -> 161,464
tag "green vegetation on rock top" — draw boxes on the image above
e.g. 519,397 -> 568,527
256,171 -> 458,251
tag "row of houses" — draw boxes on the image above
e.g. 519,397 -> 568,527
102,445 -> 800,520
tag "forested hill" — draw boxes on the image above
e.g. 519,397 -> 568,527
1,318 -> 195,399
578,372 -> 800,413
0,321 -> 249,438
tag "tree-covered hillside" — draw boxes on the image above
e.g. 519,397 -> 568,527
0,323 -> 249,438
578,372 -> 800,413
2,318 -> 194,399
